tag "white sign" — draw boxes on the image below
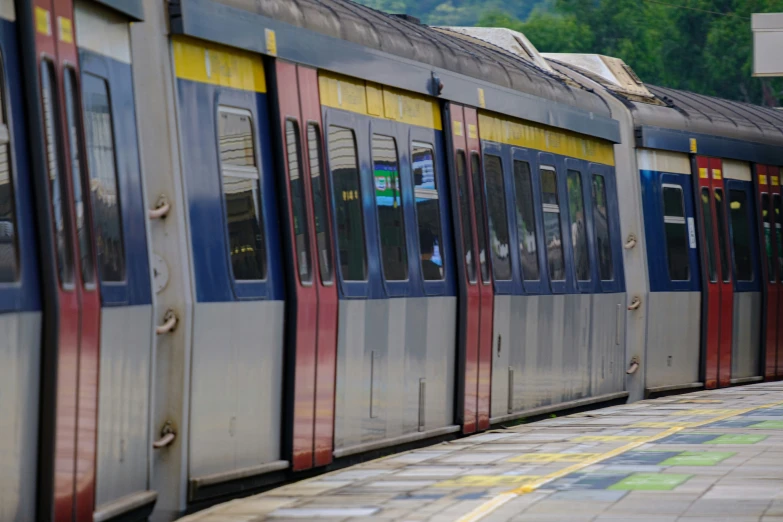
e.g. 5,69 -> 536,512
688,217 -> 697,249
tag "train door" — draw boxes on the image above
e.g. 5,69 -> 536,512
772,168 -> 783,378
695,156 -> 733,388
755,165 -> 778,379
447,103 -> 492,434
273,61 -> 338,470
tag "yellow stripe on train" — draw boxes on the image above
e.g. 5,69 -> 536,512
319,72 -> 442,131
172,36 -> 267,93
478,112 -> 615,166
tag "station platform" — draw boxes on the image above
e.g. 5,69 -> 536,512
178,382 -> 783,522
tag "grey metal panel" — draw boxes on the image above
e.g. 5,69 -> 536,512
95,305 -> 154,508
0,312 -> 40,522
93,0 -> 144,20
644,292 -> 701,389
732,292 -> 762,380
189,301 -> 284,479
333,297 -> 456,452
171,0 -> 621,143
591,293 -> 625,396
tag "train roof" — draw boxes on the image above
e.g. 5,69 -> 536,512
170,0 -> 620,142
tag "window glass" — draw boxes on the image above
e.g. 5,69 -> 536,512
471,153 -> 490,283
217,107 -> 267,280
774,195 -> 783,280
661,185 -> 691,282
762,194 -> 775,282
42,61 -> 73,285
0,55 -> 19,282
64,69 -> 94,284
699,188 -> 717,283
513,161 -> 539,281
714,188 -> 730,283
567,170 -> 590,281
307,124 -> 333,284
372,135 -> 407,281
483,155 -> 511,281
456,151 -> 476,283
286,120 -> 311,283
728,189 -> 753,282
592,174 -> 613,281
328,126 -> 366,281
541,168 -> 565,281
412,142 -> 444,281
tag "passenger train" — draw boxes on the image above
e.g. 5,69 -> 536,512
1,0 -> 782,520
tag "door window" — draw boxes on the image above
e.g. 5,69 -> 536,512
456,151 -> 476,283
412,142 -> 444,281
728,189 -> 753,282
285,119 -> 312,283
307,123 -> 333,284
512,160 -> 539,281
774,194 -> 783,280
698,188 -> 717,283
541,167 -> 565,281
714,188 -> 731,282
567,170 -> 590,281
661,185 -> 691,282
483,154 -> 511,281
471,153 -> 490,283
0,53 -> 19,282
372,134 -> 407,281
762,193 -> 775,282
592,174 -> 613,281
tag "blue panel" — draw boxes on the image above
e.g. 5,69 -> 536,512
640,170 -> 701,292
323,107 -> 456,300
725,179 -> 761,293
0,19 -> 41,313
79,49 -> 152,307
177,79 -> 284,303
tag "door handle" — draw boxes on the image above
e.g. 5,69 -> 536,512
156,309 -> 178,335
627,297 -> 641,311
148,195 -> 171,220
624,234 -> 637,250
153,422 -> 176,449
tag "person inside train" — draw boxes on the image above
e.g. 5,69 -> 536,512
420,228 -> 443,280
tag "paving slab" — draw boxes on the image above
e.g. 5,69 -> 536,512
175,382 -> 783,522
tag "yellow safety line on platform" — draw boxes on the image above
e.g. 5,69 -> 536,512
455,401 -> 783,522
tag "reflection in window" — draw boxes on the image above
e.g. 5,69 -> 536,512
592,175 -> 613,281
714,189 -> 730,283
328,126 -> 366,281
728,189 -> 753,282
43,61 -> 73,285
412,143 -> 444,281
65,69 -> 94,284
307,124 -> 333,284
456,151 -> 476,283
217,107 -> 266,280
699,188 -> 717,283
662,185 -> 691,282
484,155 -> 511,281
762,194 -> 775,282
373,135 -> 407,281
512,161 -> 539,281
471,153 -> 489,283
0,54 -> 19,282
567,170 -> 590,281
286,120 -> 311,283
541,167 -> 564,281
775,195 -> 783,279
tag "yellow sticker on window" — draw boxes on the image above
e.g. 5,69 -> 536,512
453,120 -> 463,136
760,174 -> 768,186
58,16 -> 73,44
35,7 -> 51,36
265,28 -> 277,57
689,138 -> 698,153
699,168 -> 708,179
478,88 -> 486,108
468,123 -> 478,140
713,169 -> 722,180
773,176 -> 780,187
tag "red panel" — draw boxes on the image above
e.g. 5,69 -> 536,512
710,158 -> 733,388
449,104 -> 481,434
276,61 -> 318,471
297,65 -> 338,468
696,156 -> 720,389
774,167 -> 783,379
464,108 -> 492,431
755,165 -> 778,380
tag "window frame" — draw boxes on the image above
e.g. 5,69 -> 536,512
539,161 -> 567,294
0,50 -> 21,286
215,103 -> 270,299
713,187 -> 731,284
284,117 -> 313,286
306,121 -> 334,286
761,192 -> 776,283
565,166 -> 593,290
481,151 -> 513,283
511,158 -> 540,284
726,181 -> 758,290
662,182 -> 693,283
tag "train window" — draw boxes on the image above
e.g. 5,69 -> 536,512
714,189 -> 730,282
541,167 -> 565,281
0,53 -> 19,282
372,134 -> 408,281
307,124 -> 333,284
698,188 -> 717,283
471,153 -> 490,283
728,189 -> 753,282
41,61 -> 73,285
662,185 -> 691,281
412,142 -> 444,281
456,151 -> 476,283
286,120 -> 312,283
512,161 -> 539,281
774,195 -> 783,279
328,126 -> 366,281
83,74 -> 128,282
216,107 -> 267,280
567,170 -> 590,281
762,194 -> 775,282
64,69 -> 94,285
592,174 -> 613,281
484,155 -> 511,281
